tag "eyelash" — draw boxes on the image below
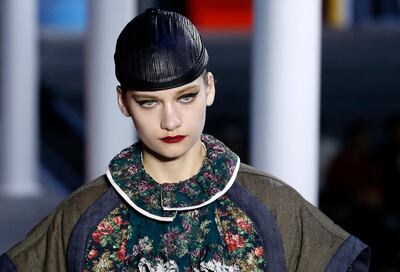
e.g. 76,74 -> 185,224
135,91 -> 198,108
136,100 -> 157,108
178,92 -> 198,104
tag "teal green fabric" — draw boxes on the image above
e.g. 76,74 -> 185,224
108,134 -> 238,218
83,135 -> 267,271
83,197 -> 267,271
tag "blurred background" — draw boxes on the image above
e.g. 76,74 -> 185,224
1,0 -> 400,270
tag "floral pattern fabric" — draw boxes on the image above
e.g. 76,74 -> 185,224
84,198 -> 267,271
83,204 -> 132,271
108,134 -> 238,219
84,134 -> 267,271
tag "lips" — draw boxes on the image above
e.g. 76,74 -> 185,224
160,135 -> 186,143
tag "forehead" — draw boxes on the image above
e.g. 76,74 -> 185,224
128,76 -> 203,97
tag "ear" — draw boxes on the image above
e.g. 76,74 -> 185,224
205,72 -> 215,106
116,86 -> 131,117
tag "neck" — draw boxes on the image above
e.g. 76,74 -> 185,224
142,140 -> 205,184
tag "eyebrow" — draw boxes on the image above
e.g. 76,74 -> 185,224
175,85 -> 200,95
131,85 -> 200,99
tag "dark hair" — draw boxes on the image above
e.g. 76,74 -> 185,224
114,8 -> 209,91
120,69 -> 210,95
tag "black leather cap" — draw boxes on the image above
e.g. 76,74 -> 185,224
114,8 -> 208,91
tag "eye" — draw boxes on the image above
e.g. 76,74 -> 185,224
178,92 -> 198,104
136,99 -> 158,108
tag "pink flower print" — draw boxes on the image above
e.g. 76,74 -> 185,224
98,220 -> 114,235
163,231 -> 178,244
191,249 -> 202,260
212,144 -> 225,153
180,184 -> 190,194
117,241 -> 127,261
127,165 -> 138,175
225,233 -> 245,252
163,183 -> 175,192
182,220 -> 192,232
228,162 -> 236,174
236,218 -> 253,233
142,194 -> 154,205
202,134 -> 210,141
118,150 -> 131,158
91,230 -> 102,243
209,187 -> 220,195
88,249 -> 98,259
138,180 -> 150,193
113,216 -> 122,226
190,210 -> 200,221
178,233 -> 187,240
204,172 -> 217,182
255,246 -> 264,257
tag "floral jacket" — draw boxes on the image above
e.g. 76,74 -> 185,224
0,135 -> 369,271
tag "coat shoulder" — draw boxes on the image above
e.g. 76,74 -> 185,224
237,163 -> 348,239
236,163 -> 369,271
4,175 -> 111,271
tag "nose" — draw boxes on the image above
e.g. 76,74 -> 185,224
160,103 -> 182,131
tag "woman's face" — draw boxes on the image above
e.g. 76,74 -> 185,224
117,73 -> 215,161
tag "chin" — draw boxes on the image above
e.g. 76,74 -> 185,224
155,150 -> 185,162
143,143 -> 185,161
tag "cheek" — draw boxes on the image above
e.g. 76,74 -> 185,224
131,114 -> 154,135
184,103 -> 207,130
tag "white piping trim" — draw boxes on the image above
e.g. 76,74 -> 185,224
162,156 -> 240,211
106,169 -> 176,222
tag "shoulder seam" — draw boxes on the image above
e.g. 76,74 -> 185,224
238,164 -> 284,183
238,164 -> 349,241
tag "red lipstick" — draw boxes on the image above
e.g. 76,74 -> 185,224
160,135 -> 186,143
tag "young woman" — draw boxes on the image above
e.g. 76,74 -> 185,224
0,8 -> 369,271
